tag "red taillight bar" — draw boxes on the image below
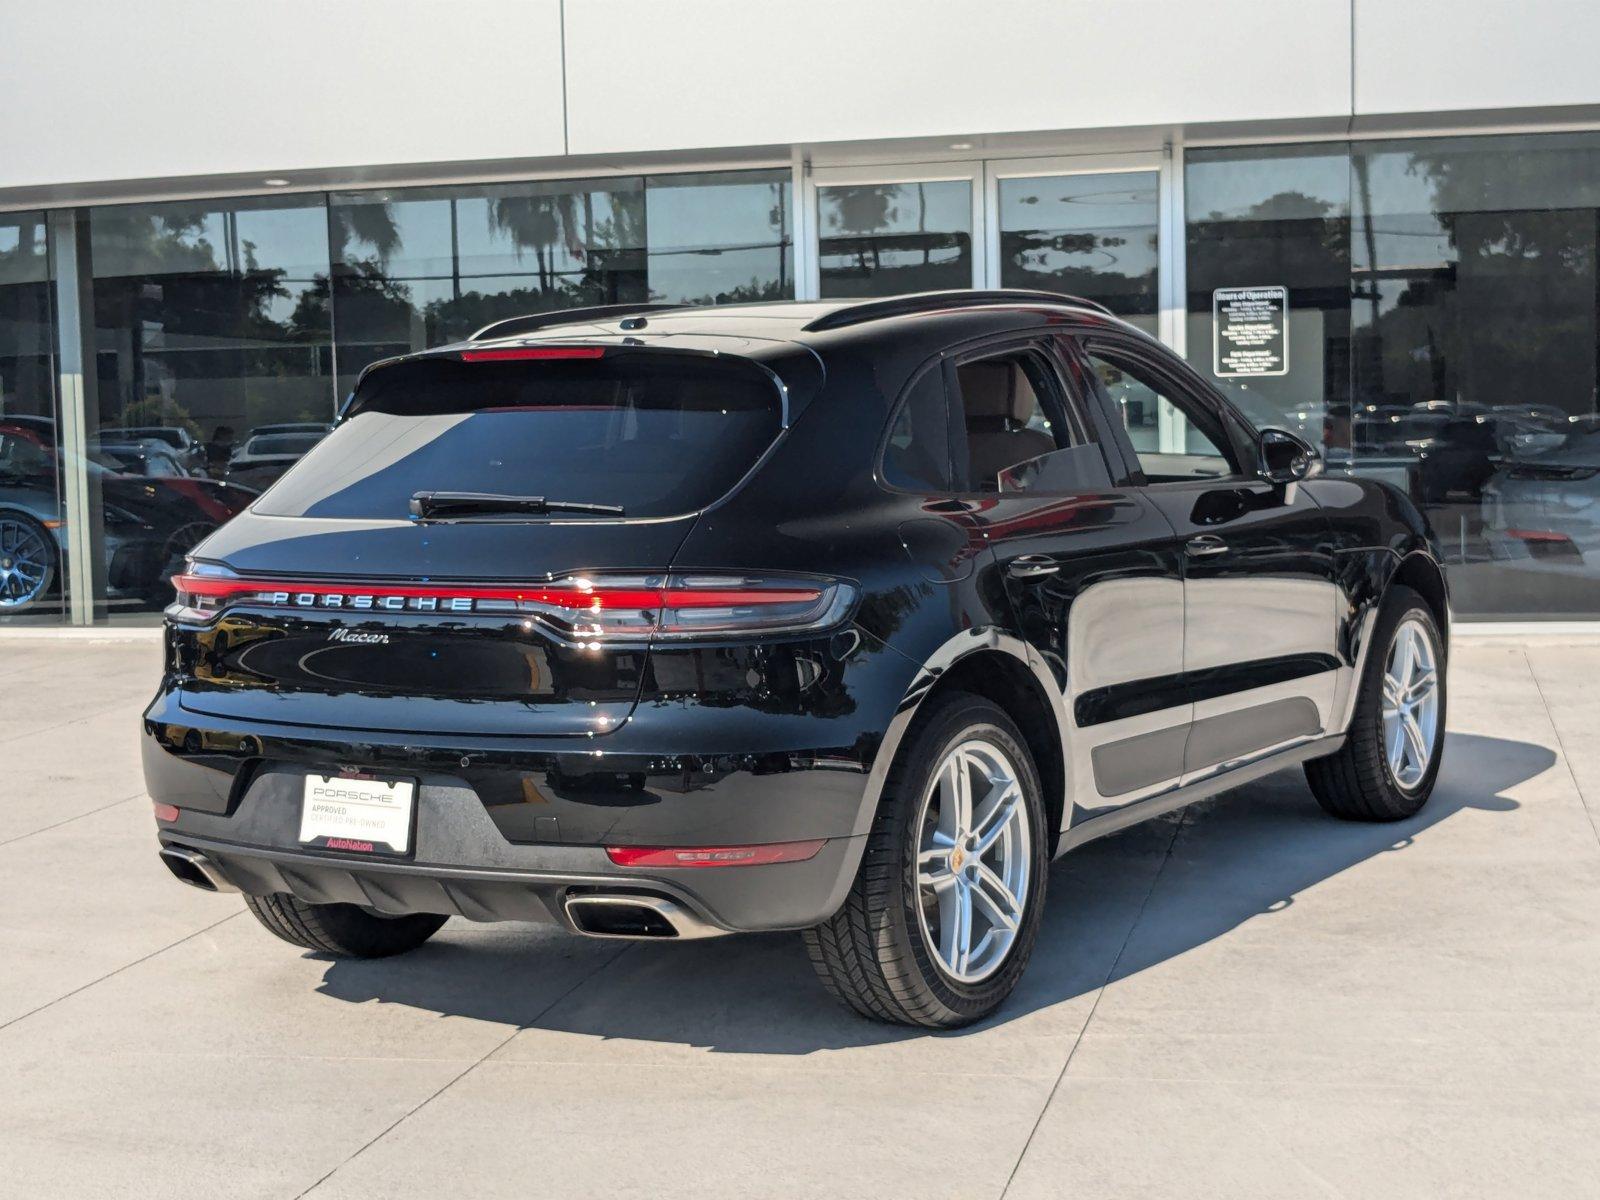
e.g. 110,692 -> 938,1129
605,840 -> 827,868
459,347 -> 606,363
170,574 -> 820,610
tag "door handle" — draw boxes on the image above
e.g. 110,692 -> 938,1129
1006,554 -> 1060,579
1186,534 -> 1230,558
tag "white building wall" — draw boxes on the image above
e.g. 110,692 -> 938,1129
563,0 -> 1352,154
0,0 -> 567,191
1354,0 -> 1600,117
4,0 -> 1600,199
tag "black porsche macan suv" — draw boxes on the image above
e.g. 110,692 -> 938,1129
145,290 -> 1449,1027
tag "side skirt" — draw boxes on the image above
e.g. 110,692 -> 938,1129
1056,732 -> 1347,856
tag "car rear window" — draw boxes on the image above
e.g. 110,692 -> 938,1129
256,352 -> 783,520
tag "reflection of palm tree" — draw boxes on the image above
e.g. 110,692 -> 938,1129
490,192 -> 584,294
830,184 -> 900,272
332,202 -> 402,263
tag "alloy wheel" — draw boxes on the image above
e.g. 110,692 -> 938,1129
1381,617 -> 1440,790
0,517 -> 52,610
914,738 -> 1032,984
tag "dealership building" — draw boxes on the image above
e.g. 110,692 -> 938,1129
4,0 -> 1600,626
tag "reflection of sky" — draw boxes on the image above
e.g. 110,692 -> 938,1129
999,172 -> 1156,230
1187,147 -> 1350,221
92,194 -> 329,280
819,181 -> 970,234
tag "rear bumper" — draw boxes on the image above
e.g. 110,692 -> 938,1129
142,688 -> 883,933
157,831 -> 867,934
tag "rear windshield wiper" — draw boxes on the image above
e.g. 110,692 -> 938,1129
409,491 -> 625,519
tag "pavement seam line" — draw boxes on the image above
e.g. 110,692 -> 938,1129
0,697 -> 152,746
292,942 -> 633,1200
0,791 -> 145,848
1519,647 -> 1600,854
996,809 -> 1189,1200
0,909 -> 244,1035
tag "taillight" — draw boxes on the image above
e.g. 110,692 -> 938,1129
168,567 -> 856,642
459,346 -> 606,363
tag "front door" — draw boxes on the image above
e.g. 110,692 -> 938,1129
945,336 -> 1193,824
1074,334 -> 1342,784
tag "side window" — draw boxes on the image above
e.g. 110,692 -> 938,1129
953,349 -> 1085,492
882,365 -> 953,493
1084,346 -> 1240,482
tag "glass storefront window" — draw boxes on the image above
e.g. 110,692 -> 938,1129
1189,133 -> 1600,619
645,170 -> 792,304
818,179 -> 972,297
331,169 -> 793,391
1185,144 -> 1352,457
88,195 -> 334,620
0,212 -> 64,623
330,177 -> 648,393
1351,132 -> 1600,618
998,170 -> 1159,332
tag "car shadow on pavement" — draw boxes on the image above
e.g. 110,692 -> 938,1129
314,731 -> 1544,1052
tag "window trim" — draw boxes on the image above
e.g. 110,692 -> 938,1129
1075,332 -> 1257,486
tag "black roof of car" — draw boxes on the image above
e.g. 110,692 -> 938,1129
452,290 -> 1122,353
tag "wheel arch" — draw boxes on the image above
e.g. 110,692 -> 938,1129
1391,550 -> 1450,645
861,629 -> 1069,856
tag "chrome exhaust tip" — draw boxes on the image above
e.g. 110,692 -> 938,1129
563,893 -> 726,940
159,845 -> 240,894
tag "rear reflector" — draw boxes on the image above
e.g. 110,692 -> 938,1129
152,802 -> 180,823
605,840 -> 827,868
459,347 -> 606,363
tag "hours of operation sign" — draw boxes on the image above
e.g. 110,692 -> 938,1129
1213,285 -> 1289,377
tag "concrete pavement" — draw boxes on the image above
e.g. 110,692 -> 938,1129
1,636 -> 1597,1198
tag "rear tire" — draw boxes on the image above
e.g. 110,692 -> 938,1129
804,692 -> 1049,1028
244,893 -> 446,958
1306,584 -> 1446,822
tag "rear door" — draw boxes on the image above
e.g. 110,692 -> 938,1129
1073,334 -> 1341,782
172,345 -> 794,738
948,336 -> 1192,822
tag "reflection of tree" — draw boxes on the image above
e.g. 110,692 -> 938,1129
490,191 -> 585,293
828,184 -> 898,273
330,202 -> 402,264
1356,150 -> 1596,418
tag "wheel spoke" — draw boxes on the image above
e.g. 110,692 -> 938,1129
1405,668 -> 1436,705
939,879 -> 973,975
1401,711 -> 1429,771
936,754 -> 971,841
1386,717 -> 1407,774
971,781 -> 1020,855
970,861 -> 1021,932
917,846 -> 956,891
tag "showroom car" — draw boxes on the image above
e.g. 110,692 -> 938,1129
143,291 -> 1450,1027
0,420 -> 255,612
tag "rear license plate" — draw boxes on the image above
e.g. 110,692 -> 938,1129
299,774 -> 416,856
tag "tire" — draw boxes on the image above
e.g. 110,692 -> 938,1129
804,692 -> 1049,1028
1306,584 -> 1446,821
0,512 -> 58,613
243,892 -> 446,958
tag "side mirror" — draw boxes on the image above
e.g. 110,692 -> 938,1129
1259,428 -> 1321,484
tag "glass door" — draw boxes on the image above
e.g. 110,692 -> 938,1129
808,162 -> 983,298
985,152 -> 1182,453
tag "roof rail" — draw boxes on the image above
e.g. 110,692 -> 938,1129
468,303 -> 685,342
800,289 -> 1113,333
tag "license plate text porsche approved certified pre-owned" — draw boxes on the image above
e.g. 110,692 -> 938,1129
299,775 -> 416,855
